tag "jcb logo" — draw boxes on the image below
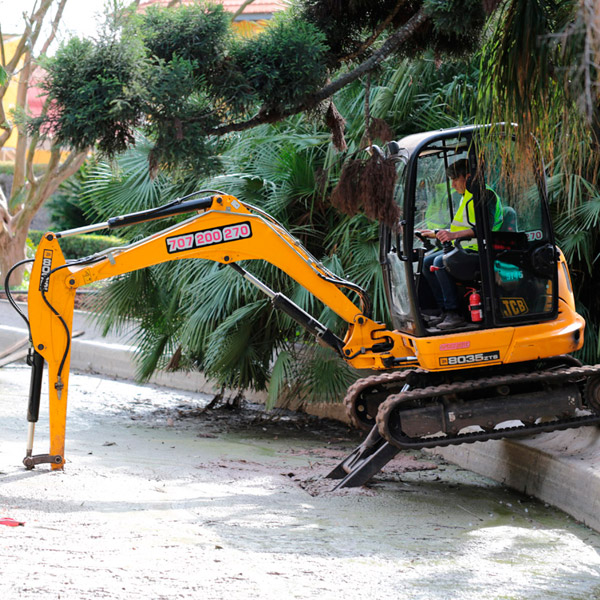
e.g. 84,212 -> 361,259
501,297 -> 528,317
39,249 -> 53,292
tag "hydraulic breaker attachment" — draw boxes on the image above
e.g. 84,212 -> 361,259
326,425 -> 400,489
23,349 -> 63,469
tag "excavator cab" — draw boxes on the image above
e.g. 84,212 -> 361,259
324,125 -> 600,488
381,124 -> 558,336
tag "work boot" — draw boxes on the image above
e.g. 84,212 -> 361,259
423,311 -> 444,326
437,311 -> 466,330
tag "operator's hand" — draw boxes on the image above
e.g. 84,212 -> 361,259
435,229 -> 455,243
436,228 -> 475,243
415,229 -> 436,239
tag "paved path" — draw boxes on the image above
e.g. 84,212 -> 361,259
2,364 -> 600,600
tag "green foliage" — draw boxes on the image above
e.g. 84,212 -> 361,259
143,57 -> 223,172
476,0 -> 582,156
33,0 -> 494,177
267,344 -> 356,409
407,0 -> 487,57
202,299 -> 274,390
299,0 -> 415,61
556,3 -> 600,132
129,265 -> 188,382
547,167 -> 600,364
423,0 -> 486,36
79,134 -> 208,245
475,0 -> 600,364
47,161 -> 103,230
138,3 -> 230,70
80,57 -> 476,403
38,36 -> 147,155
25,0 -> 600,392
478,0 -> 552,123
28,230 -> 125,259
47,191 -> 88,231
136,3 -> 233,171
0,163 -> 46,176
300,0 -> 488,63
229,18 -> 329,111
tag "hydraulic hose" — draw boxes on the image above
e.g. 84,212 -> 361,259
3,258 -> 34,334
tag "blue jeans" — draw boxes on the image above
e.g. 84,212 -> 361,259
423,251 -> 458,311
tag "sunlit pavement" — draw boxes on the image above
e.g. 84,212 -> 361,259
2,363 -> 600,599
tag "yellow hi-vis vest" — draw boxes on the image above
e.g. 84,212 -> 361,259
450,187 -> 503,251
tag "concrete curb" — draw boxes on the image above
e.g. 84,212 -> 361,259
2,299 -> 599,531
1,320 -> 218,394
433,428 -> 600,532
0,301 -> 349,421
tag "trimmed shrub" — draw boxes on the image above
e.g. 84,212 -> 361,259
28,231 -> 126,259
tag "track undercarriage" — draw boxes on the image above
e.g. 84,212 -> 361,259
327,359 -> 600,489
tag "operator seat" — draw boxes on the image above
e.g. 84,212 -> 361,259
444,205 -> 518,279
442,244 -> 480,281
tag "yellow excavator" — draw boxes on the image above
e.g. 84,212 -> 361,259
6,124 -> 600,488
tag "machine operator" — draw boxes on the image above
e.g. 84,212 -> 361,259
417,158 -> 503,330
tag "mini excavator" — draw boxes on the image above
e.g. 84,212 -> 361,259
6,124 -> 600,487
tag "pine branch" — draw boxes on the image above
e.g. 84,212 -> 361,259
231,0 -> 257,22
339,0 -> 407,64
208,7 -> 428,136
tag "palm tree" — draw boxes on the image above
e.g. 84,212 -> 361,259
79,55 -> 479,406
477,0 -> 600,363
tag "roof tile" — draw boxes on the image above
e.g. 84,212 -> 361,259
138,1 -> 286,16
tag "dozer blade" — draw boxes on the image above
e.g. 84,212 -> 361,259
326,425 -> 400,489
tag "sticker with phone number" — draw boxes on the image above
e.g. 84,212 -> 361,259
166,222 -> 252,254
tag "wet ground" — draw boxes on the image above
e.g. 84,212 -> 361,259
1,364 -> 600,599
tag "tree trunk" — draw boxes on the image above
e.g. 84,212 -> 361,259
0,147 -> 88,288
0,214 -> 31,288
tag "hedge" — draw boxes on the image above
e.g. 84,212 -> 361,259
28,230 -> 126,259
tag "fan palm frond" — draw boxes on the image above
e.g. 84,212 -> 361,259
81,54 -> 488,400
266,349 -> 295,410
294,344 -> 358,406
203,299 -> 274,390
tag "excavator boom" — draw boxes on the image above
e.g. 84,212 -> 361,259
22,192 -> 417,469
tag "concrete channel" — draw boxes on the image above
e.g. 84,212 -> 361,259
2,299 -> 600,598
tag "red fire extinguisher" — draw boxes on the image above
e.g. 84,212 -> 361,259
467,288 -> 483,322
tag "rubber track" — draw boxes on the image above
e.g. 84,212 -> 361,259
343,369 -> 424,429
376,364 -> 600,450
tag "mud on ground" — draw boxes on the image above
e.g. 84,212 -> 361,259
2,365 -> 600,600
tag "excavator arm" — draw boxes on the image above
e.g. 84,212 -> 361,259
24,192 -> 417,469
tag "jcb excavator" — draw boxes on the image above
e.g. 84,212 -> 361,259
6,124 -> 600,488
